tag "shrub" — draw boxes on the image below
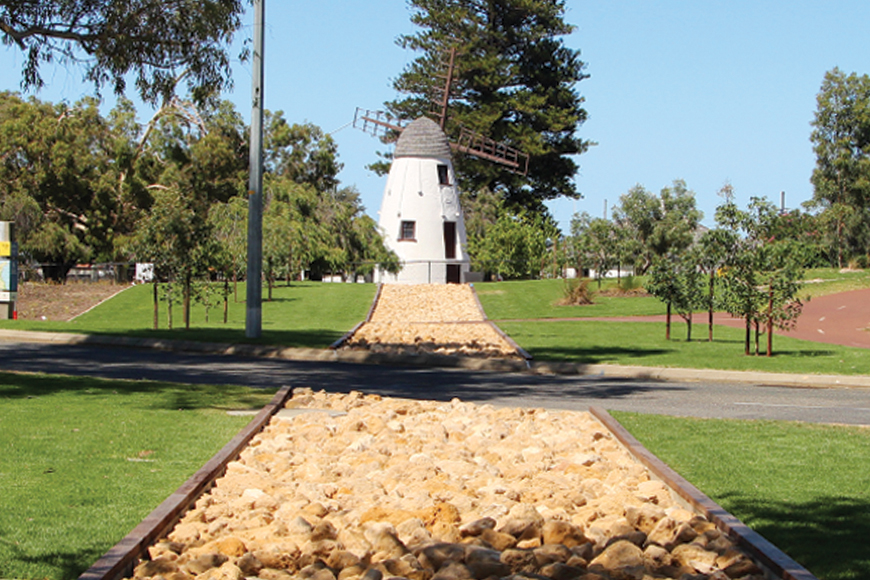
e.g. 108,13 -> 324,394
557,277 -> 594,305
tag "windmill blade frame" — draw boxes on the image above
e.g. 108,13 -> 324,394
353,107 -> 404,140
452,125 -> 530,176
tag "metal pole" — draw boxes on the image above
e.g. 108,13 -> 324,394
246,0 -> 265,338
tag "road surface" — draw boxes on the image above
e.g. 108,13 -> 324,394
2,340 -> 869,426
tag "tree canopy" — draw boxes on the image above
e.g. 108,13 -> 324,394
809,67 -> 870,266
611,180 -> 703,274
387,0 -> 591,212
0,1 -> 244,104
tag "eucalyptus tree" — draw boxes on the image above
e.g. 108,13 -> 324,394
716,197 -> 805,356
612,180 -> 702,274
134,98 -> 247,326
0,92 -> 145,278
694,228 -> 737,341
646,252 -> 704,341
265,113 -> 342,192
0,0 -> 244,104
208,196 -> 248,304
571,212 -> 615,287
809,67 -> 870,266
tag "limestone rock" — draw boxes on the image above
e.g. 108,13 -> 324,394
134,556 -> 179,578
464,545 -> 510,579
459,518 -> 496,538
127,391 -> 766,580
194,561 -> 244,580
235,552 -> 262,576
479,528 -> 517,551
499,548 -> 537,574
541,521 -> 588,548
184,554 -> 229,576
588,540 -> 644,580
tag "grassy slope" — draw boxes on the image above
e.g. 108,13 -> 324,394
612,411 -> 870,580
0,282 -> 376,348
0,371 -> 276,580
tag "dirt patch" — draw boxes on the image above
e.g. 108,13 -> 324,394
15,281 -> 129,321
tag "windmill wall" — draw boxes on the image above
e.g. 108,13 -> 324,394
375,117 -> 471,284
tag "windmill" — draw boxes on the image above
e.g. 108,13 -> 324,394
354,46 -> 529,284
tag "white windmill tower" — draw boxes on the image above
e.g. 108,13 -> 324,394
355,47 -> 529,284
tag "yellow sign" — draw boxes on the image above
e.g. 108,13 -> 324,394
0,242 -> 9,257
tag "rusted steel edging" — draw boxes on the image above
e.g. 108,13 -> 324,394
79,385 -> 295,580
329,283 -> 383,349
469,283 -> 488,321
589,406 -> 819,580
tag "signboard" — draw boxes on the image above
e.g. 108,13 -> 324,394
0,241 -> 9,256
0,242 -> 18,302
0,252 -> 16,301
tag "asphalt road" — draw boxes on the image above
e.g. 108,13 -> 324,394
2,340 -> 870,426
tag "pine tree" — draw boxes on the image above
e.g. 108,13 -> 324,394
387,0 -> 591,212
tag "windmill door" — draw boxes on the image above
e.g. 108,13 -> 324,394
444,221 -> 461,283
443,221 -> 457,259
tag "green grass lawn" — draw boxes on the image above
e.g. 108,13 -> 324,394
799,267 -> 870,298
0,371 -> 277,580
0,281 -> 376,348
475,278 -> 666,320
612,411 -> 870,580
498,319 -> 870,375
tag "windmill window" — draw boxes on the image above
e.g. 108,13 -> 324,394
399,220 -> 416,241
437,164 -> 451,186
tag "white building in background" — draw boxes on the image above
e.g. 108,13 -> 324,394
374,117 -> 471,284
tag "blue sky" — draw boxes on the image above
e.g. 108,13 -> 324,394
2,1 -> 869,232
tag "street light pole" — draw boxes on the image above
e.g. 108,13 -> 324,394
246,0 -> 265,338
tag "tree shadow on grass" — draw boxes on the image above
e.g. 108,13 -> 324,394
527,345 -> 673,365
0,370 -> 275,412
78,327 -> 345,349
0,524 -> 106,580
718,493 -> 870,580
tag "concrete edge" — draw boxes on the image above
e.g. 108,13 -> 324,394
2,328 -> 870,388
589,406 -> 819,580
78,385 -> 295,580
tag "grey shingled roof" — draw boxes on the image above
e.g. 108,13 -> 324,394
394,117 -> 452,160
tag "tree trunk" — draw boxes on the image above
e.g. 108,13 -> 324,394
708,273 -> 715,342
152,280 -> 159,330
744,316 -> 751,356
754,320 -> 760,355
223,278 -> 229,324
666,302 -> 672,340
167,283 -> 173,330
767,288 -> 774,357
183,272 -> 191,330
686,312 -> 692,342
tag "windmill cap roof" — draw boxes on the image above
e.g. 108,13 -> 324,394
394,117 -> 452,160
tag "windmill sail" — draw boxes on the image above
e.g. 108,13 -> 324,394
429,46 -> 457,130
353,107 -> 404,139
453,126 -> 529,176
